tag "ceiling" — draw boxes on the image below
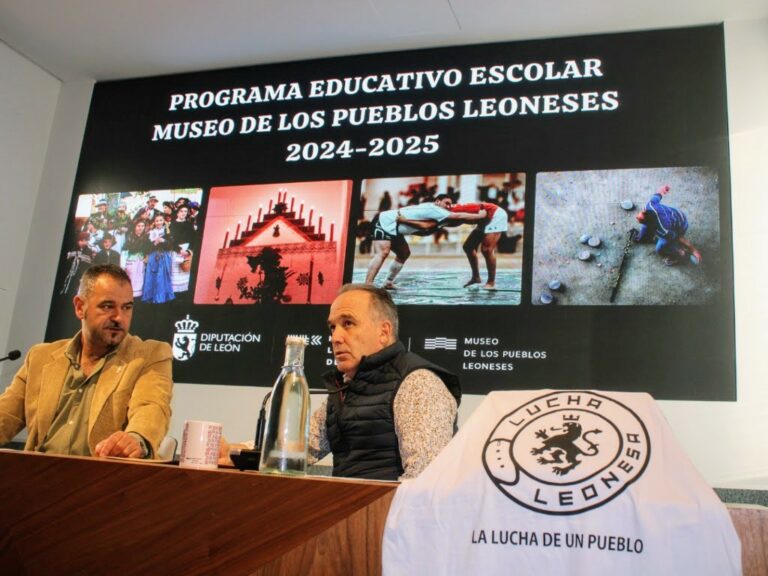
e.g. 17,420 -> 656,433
0,0 -> 766,82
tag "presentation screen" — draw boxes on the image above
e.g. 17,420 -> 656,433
46,24 -> 735,400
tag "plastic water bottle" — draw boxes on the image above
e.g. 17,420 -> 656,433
259,336 -> 310,475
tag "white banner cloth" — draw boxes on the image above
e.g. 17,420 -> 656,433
383,390 -> 741,575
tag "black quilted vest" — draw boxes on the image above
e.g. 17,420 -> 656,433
323,341 -> 460,480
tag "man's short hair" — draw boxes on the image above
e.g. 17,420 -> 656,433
435,194 -> 450,202
338,283 -> 399,339
78,264 -> 131,298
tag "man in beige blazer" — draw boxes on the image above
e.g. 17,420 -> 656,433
0,264 -> 172,459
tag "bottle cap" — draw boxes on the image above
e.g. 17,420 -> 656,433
285,336 -> 306,347
283,336 -> 306,365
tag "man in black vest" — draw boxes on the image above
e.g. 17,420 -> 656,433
310,283 -> 461,480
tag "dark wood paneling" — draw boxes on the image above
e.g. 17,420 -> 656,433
0,451 -> 396,575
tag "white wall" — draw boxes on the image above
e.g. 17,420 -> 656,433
6,77 -> 94,354
0,41 -> 60,386
659,17 -> 768,488
4,19 -> 768,487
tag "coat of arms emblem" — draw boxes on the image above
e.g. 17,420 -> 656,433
173,315 -> 199,361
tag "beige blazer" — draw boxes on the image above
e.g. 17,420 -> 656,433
0,334 -> 173,457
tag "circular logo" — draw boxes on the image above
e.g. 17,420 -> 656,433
483,391 -> 650,515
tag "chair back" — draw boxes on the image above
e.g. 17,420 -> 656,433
156,436 -> 178,461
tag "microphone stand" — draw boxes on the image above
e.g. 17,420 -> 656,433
0,350 -> 21,363
253,390 -> 272,451
230,388 -> 328,471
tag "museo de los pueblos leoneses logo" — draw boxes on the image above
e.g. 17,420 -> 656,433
483,390 -> 650,515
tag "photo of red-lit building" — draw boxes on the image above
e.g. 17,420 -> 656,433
194,180 -> 352,305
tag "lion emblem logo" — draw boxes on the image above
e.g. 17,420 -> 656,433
173,315 -> 199,361
483,391 -> 650,515
530,419 -> 602,476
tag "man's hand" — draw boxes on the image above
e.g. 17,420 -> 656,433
218,436 -> 232,466
94,431 -> 144,458
217,437 -> 253,466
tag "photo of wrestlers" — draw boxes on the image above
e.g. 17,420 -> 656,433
532,167 -> 721,305
353,173 -> 526,305
58,190 -> 204,303
194,180 -> 352,305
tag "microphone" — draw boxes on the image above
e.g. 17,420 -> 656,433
231,388 -> 329,472
253,390 -> 272,451
253,388 -> 328,449
0,350 -> 21,363
229,390 -> 273,472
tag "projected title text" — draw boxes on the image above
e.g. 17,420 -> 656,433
152,58 -> 618,161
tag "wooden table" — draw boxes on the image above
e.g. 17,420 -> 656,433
1,451 -> 765,575
0,451 -> 396,575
